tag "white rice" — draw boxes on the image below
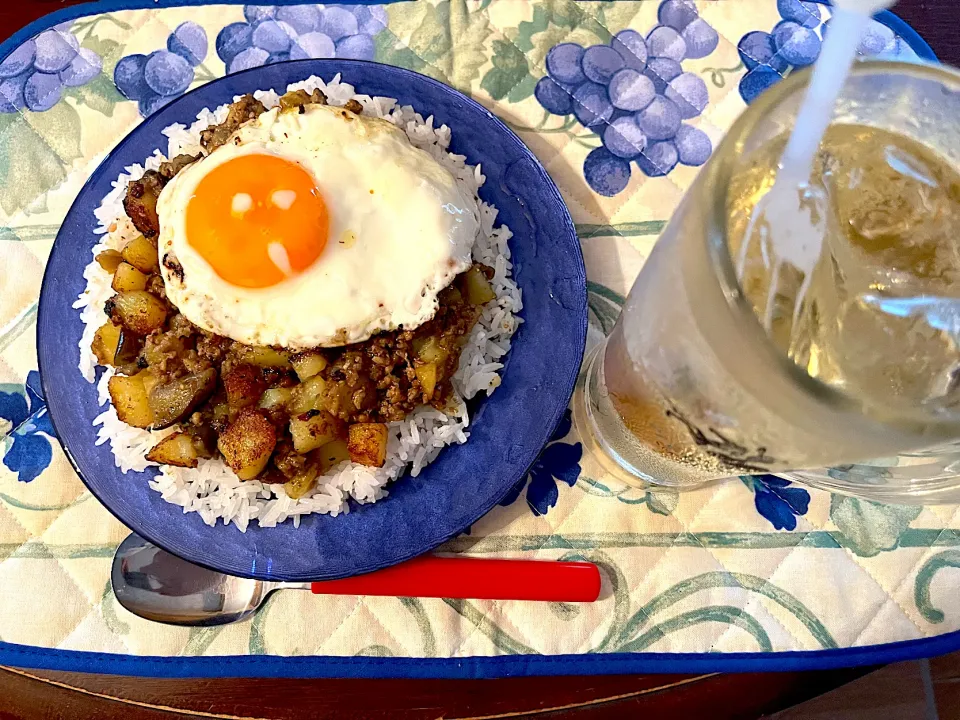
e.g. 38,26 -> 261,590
73,75 -> 521,531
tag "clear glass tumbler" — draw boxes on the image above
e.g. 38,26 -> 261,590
573,61 -> 960,504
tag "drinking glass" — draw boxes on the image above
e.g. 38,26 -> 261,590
572,61 -> 960,504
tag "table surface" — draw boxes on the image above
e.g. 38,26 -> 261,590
1,1 -> 958,718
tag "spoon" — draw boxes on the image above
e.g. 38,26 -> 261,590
111,534 -> 602,626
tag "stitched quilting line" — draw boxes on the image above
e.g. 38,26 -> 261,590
845,504 -> 960,647
625,485 -> 818,655
4,539 -> 105,651
358,599 -> 411,654
707,525 -> 834,653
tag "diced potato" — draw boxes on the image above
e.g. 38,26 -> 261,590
283,465 -> 318,500
218,409 -> 277,480
289,409 -> 341,453
148,369 -> 217,429
107,291 -> 168,334
258,387 -> 293,411
121,234 -> 159,273
348,423 -> 388,467
317,439 -> 350,473
290,351 -> 327,381
114,328 -> 143,367
140,369 -> 161,398
186,425 -> 216,459
92,322 -> 122,366
440,284 -> 463,305
212,401 -> 230,430
108,374 -> 154,428
223,364 -> 267,411
95,249 -> 123,274
291,375 -> 327,415
414,336 -> 449,365
415,362 -> 438,398
319,380 -> 357,417
464,265 -> 496,305
238,346 -> 290,368
146,432 -> 198,468
111,262 -> 149,292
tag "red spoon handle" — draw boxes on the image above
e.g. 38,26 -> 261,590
310,556 -> 602,602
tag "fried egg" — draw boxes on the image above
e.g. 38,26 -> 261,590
155,102 -> 479,348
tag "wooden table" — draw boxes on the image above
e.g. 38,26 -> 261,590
1,1 -> 957,718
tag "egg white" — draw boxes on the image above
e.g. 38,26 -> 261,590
155,103 -> 480,348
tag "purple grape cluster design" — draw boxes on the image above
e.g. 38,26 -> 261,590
113,5 -> 387,118
535,0 -> 719,197
737,0 -> 911,104
737,0 -> 823,104
114,21 -> 209,117
216,4 -> 386,73
0,22 -> 103,113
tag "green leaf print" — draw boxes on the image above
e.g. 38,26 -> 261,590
66,74 -> 123,118
375,31 -> 431,75
81,35 -> 122,68
480,39 -> 529,101
595,1 -> 646,36
388,0 -> 491,89
517,3 -> 609,67
829,495 -> 922,557
480,1 -> 612,103
28,102 -> 82,168
507,74 -> 537,103
0,103 -> 83,214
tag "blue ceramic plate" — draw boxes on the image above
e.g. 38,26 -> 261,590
37,60 -> 586,581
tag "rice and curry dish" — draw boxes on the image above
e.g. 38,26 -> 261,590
76,76 -> 520,529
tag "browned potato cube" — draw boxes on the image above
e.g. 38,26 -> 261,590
258,387 -> 292,411
290,375 -> 327,415
121,234 -> 159,273
415,362 -> 438,398
464,265 -> 496,305
92,322 -> 122,366
317,439 -> 350,473
218,408 -> 277,480
283,465 -> 319,499
111,262 -> 149,292
95,249 -> 123,274
318,380 -> 358,418
238,346 -> 290,368
290,351 -> 328,381
106,291 -> 168,334
146,432 -> 199,468
289,409 -> 341,453
108,374 -> 154,428
414,336 -> 449,365
223,363 -> 267,411
348,423 -> 388,467
148,369 -> 217,429
140,369 -> 161,398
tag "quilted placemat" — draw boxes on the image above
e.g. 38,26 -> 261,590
1,0 -> 956,678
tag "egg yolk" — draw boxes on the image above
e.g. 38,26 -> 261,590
185,154 -> 329,289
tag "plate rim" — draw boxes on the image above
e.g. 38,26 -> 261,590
37,58 -> 587,581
